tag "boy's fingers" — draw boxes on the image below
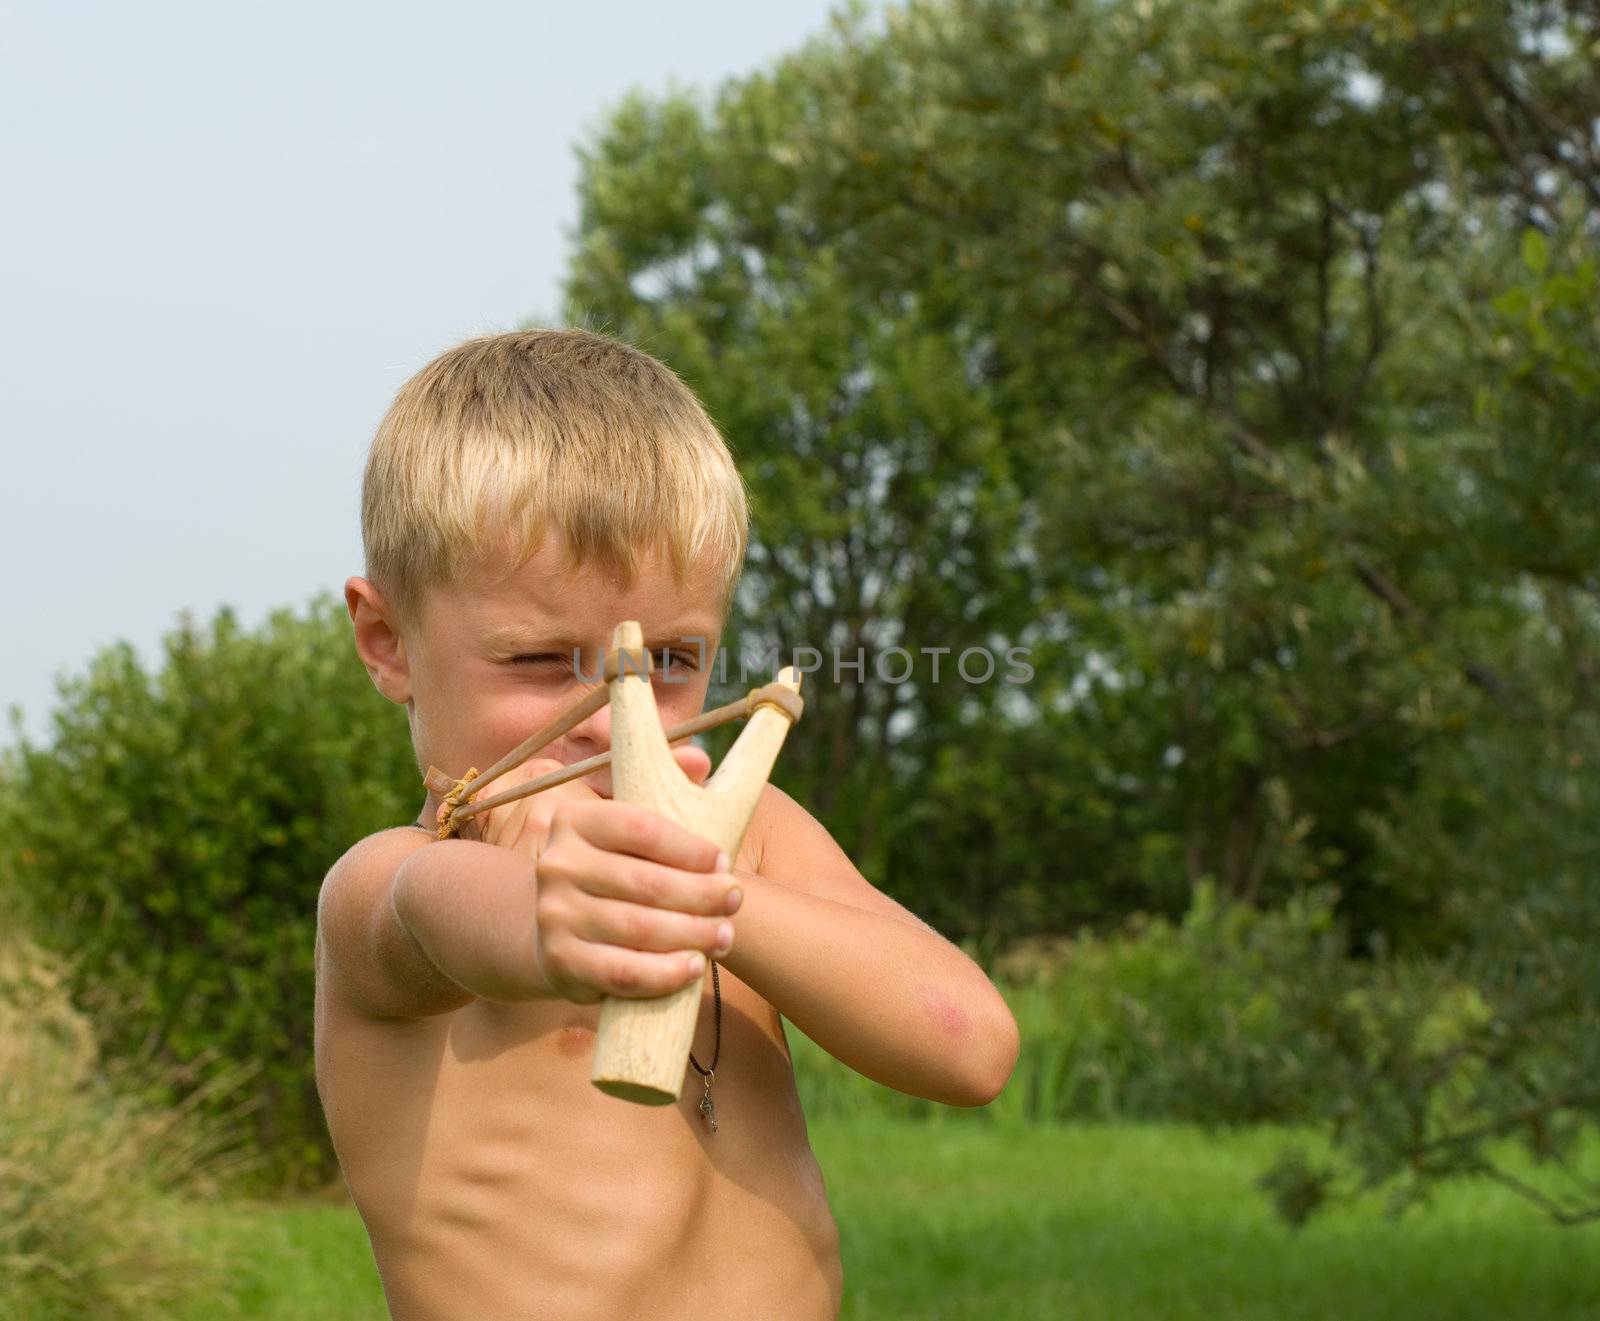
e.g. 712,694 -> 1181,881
567,801 -> 723,872
671,743 -> 712,786
566,941 -> 709,1000
572,897 -> 733,957
477,757 -> 578,834
566,845 -> 739,915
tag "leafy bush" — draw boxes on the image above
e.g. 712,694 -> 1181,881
0,934 -> 248,1318
793,882 -> 1354,1126
796,881 -> 1492,1131
1004,884 -> 1354,1125
0,596 -> 417,1187
795,880 -> 1595,1228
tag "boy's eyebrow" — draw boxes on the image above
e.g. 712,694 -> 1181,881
482,624 -> 720,653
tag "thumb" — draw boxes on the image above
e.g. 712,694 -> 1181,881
671,742 -> 713,786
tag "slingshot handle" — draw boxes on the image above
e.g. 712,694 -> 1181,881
591,621 -> 802,1105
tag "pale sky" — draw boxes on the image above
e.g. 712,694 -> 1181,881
1,0 -> 847,742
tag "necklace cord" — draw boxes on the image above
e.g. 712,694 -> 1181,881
688,961 -> 721,1077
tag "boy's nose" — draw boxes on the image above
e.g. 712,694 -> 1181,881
563,691 -> 613,757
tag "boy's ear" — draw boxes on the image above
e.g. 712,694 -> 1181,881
345,577 -> 412,704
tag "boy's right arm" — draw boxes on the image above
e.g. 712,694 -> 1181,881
318,829 -> 551,1020
319,784 -> 742,1021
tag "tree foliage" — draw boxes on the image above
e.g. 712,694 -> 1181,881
0,598 -> 417,1186
564,0 -> 1600,1219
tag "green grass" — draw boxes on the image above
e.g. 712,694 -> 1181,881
167,1198 -> 388,1321
814,1119 -> 1600,1320
166,1119 -> 1600,1320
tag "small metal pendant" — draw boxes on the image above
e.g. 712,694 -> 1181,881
698,1073 -> 718,1133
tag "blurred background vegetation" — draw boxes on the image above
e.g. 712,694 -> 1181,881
3,0 -> 1598,1313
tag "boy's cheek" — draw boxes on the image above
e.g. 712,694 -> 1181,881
410,691 -> 517,775
476,695 -> 580,766
469,703 -> 537,765
651,672 -> 714,727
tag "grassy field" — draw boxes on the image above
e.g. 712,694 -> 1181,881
170,1118 -> 1600,1320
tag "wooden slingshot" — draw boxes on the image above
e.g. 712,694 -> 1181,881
426,620 -> 804,1105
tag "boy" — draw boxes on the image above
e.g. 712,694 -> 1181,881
315,329 -> 1020,1320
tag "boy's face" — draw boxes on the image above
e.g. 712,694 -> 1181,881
348,530 -> 727,799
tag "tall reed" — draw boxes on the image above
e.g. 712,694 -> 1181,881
0,935 -> 253,1319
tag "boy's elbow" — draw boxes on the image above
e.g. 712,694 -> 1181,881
947,1001 -> 1020,1108
974,1005 -> 1021,1105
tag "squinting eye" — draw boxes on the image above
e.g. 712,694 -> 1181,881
508,649 -> 698,675
653,648 -> 700,673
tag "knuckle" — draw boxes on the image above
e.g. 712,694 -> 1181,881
627,810 -> 663,852
538,844 -> 578,885
551,802 -> 588,839
536,893 -> 572,935
620,907 -> 654,947
631,864 -> 665,905
607,957 -> 640,994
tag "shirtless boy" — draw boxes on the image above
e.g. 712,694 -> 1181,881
314,329 -> 1020,1320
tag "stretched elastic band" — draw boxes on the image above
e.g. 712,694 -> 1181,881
746,682 -> 804,724
428,658 -> 800,839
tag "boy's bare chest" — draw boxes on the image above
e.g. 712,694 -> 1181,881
316,971 -> 840,1318
434,966 -> 791,1125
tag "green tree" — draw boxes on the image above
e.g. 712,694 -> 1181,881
564,0 -> 1600,940
563,0 -> 1600,1218
1264,231 -> 1600,1227
0,598 -> 417,1186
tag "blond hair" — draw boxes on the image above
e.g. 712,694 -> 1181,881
361,329 -> 749,622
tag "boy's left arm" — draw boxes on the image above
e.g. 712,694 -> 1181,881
718,785 -> 1020,1107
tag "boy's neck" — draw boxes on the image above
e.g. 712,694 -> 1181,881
415,791 -> 444,833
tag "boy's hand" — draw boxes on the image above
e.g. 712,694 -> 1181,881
470,747 -> 743,1004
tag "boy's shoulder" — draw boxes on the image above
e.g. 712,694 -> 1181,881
316,826 -> 466,1020
319,825 -> 435,919
745,779 -> 819,873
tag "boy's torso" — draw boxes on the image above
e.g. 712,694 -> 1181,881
314,920 -> 842,1320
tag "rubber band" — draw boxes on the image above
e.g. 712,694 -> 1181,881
436,766 -> 479,841
428,664 -> 801,836
745,682 -> 805,724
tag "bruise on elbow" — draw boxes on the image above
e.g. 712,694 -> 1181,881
921,985 -> 1018,1106
921,988 -> 973,1042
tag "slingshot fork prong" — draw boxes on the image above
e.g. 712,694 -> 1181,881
591,622 -> 804,1105
702,663 -> 803,811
